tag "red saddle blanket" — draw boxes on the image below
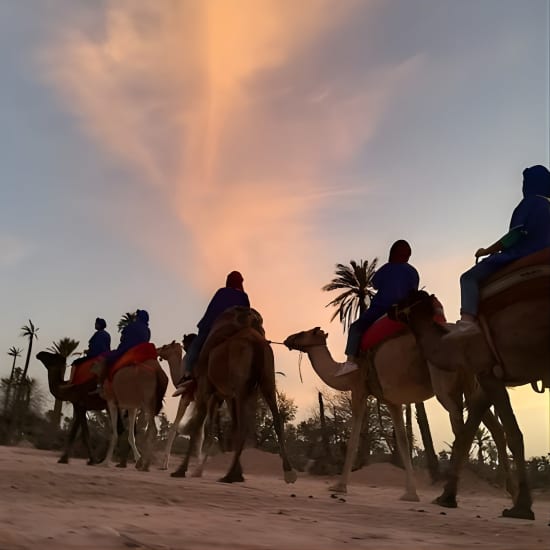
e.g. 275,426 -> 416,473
108,342 -> 158,381
360,299 -> 447,352
72,358 -> 99,386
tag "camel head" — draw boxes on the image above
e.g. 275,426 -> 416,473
390,290 -> 437,325
284,327 -> 328,352
182,333 -> 197,352
156,341 -> 183,363
36,351 -> 66,370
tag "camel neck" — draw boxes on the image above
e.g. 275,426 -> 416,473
305,345 -> 355,392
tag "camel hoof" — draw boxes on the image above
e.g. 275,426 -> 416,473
87,458 -> 100,466
57,456 -> 69,464
158,465 -> 168,471
190,469 -> 203,478
170,470 -> 186,478
400,493 -> 420,502
328,483 -> 347,494
433,495 -> 457,508
115,462 -> 127,468
218,474 -> 245,483
284,470 -> 298,484
99,461 -> 110,468
502,507 -> 535,520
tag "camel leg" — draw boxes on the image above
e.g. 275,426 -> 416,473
191,396 -> 217,477
260,381 -> 297,485
435,392 -> 490,508
387,403 -> 419,501
171,400 -> 207,478
101,401 -> 119,467
219,397 -> 250,483
477,376 -> 533,520
126,409 -> 142,467
480,408 -> 514,497
58,406 -> 81,464
80,410 -> 98,465
138,409 -> 157,472
330,389 -> 366,493
160,395 -> 191,470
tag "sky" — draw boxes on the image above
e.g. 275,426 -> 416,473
1,0 -> 549,457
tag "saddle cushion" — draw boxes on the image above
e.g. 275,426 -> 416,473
108,342 -> 158,381
360,298 -> 447,353
360,316 -> 407,352
480,248 -> 550,317
72,358 -> 99,386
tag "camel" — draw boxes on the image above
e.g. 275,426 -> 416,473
156,339 -> 195,470
171,307 -> 297,484
37,351 -> 132,466
391,281 -> 550,520
96,351 -> 169,471
37,351 -> 109,464
283,326 -> 510,501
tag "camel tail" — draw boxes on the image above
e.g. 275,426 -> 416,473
154,364 -> 169,416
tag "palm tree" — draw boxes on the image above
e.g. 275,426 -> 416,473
4,347 -> 23,413
322,259 -> 378,332
47,337 -> 80,427
118,312 -> 136,333
20,320 -> 39,382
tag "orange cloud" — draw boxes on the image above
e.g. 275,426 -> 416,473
40,0 -> 425,415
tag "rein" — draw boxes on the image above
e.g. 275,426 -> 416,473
268,339 -> 325,385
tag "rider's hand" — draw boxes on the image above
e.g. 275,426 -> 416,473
475,248 -> 488,258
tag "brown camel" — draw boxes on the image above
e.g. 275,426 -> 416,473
392,276 -> 549,520
283,327 -> 510,501
37,351 -> 108,464
96,354 -> 169,471
156,340 -> 193,470
171,307 -> 297,484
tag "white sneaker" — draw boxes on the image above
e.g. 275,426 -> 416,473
444,320 -> 481,340
335,360 -> 359,376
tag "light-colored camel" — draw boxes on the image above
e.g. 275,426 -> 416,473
98,356 -> 169,471
156,341 -> 193,470
392,286 -> 550,520
172,307 -> 297,484
283,327 -> 510,501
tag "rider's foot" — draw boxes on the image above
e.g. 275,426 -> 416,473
335,360 -> 359,376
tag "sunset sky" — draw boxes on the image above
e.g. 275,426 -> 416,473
1,0 -> 549,456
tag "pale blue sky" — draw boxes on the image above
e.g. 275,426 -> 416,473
1,0 -> 549,456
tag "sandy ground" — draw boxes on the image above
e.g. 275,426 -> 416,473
0,446 -> 548,550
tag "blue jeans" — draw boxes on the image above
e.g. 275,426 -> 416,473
460,253 -> 517,316
183,328 -> 209,376
345,306 -> 387,357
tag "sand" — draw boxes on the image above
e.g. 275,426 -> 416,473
0,446 -> 548,549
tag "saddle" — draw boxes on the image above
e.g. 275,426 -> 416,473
71,357 -> 99,386
479,247 -> 550,318
478,247 -> 550,390
359,298 -> 447,353
107,342 -> 158,381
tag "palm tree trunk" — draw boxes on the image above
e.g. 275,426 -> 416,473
318,392 -> 332,460
3,356 -> 17,413
415,402 -> 440,482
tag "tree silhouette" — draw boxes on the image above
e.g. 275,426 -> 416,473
47,337 -> 80,427
4,346 -> 23,413
322,259 -> 377,332
118,312 -> 136,333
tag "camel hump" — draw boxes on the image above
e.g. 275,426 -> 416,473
480,248 -> 550,315
200,307 -> 266,361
